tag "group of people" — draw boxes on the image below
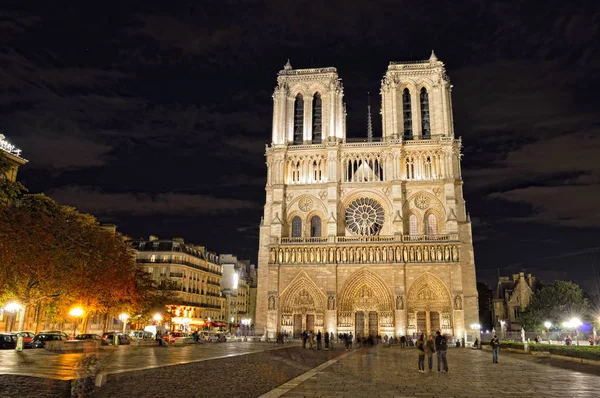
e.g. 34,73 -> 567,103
301,330 -> 338,350
415,331 -> 449,373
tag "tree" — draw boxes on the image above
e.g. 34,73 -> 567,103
517,280 -> 589,331
0,150 -> 27,203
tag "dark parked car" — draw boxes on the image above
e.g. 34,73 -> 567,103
32,333 -> 67,348
41,330 -> 70,339
0,334 -> 17,349
74,334 -> 102,341
101,332 -> 131,345
13,331 -> 35,348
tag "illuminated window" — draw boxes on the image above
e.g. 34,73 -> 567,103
310,216 -> 321,237
409,214 -> 418,235
420,88 -> 430,139
291,216 -> 302,237
403,88 -> 412,139
312,93 -> 322,143
426,214 -> 438,235
294,94 -> 304,144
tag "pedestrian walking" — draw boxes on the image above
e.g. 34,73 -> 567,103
491,335 -> 500,363
400,335 -> 406,348
416,333 -> 425,373
435,331 -> 448,373
425,335 -> 435,372
309,331 -> 315,349
302,330 -> 308,349
324,330 -> 329,349
329,332 -> 334,350
317,331 -> 322,350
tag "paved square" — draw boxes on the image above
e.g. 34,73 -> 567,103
281,346 -> 600,398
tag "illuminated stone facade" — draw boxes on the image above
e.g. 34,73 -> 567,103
0,134 -> 27,182
256,54 -> 479,341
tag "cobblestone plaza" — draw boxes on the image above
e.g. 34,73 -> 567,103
2,343 -> 600,397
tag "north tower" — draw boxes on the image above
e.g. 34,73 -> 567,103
256,53 -> 478,342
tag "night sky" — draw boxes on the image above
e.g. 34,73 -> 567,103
2,2 -> 599,293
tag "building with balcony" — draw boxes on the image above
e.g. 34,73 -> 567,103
256,54 -> 479,340
131,236 -> 226,331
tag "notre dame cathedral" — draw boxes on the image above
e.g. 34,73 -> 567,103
256,52 -> 479,342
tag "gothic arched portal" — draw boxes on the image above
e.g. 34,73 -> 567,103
279,272 -> 326,338
337,268 -> 394,337
406,273 -> 452,334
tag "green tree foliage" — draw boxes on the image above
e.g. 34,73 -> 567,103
517,280 -> 590,331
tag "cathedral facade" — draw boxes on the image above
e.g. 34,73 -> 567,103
256,53 -> 479,341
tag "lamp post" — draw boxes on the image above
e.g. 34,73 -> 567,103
69,307 -> 84,337
544,321 -> 552,343
119,313 -> 129,334
564,318 -> 582,346
4,302 -> 22,332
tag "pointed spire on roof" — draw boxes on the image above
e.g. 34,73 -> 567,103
429,50 -> 438,63
367,92 -> 373,142
284,59 -> 293,70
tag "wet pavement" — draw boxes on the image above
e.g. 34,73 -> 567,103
0,341 -> 288,380
278,345 -> 600,398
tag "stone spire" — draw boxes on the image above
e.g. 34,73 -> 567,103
284,59 -> 292,70
429,50 -> 438,63
367,92 -> 373,142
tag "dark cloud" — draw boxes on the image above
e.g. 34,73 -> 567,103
2,2 -> 599,286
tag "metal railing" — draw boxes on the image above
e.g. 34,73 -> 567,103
137,258 -> 222,276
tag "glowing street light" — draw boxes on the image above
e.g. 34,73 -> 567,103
470,323 -> 481,348
153,313 -> 162,323
563,317 -> 583,346
119,313 -> 129,333
4,302 -> 22,332
544,321 -> 552,329
69,307 -> 84,337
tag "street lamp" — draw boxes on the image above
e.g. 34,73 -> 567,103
153,313 -> 162,324
4,302 -> 22,332
119,313 -> 129,333
544,321 -> 552,343
564,318 -> 582,346
69,307 -> 84,337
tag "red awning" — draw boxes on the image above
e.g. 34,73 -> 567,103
232,323 -> 240,327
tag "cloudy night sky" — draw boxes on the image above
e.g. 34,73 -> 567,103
1,1 -> 599,292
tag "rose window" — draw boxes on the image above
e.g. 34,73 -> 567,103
345,197 -> 385,236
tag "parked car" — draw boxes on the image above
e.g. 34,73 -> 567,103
201,331 -> 219,342
129,330 -> 153,340
0,334 -> 17,349
40,330 -> 70,339
32,333 -> 67,348
13,331 -> 35,348
74,334 -> 102,341
164,332 -> 189,344
101,332 -> 131,345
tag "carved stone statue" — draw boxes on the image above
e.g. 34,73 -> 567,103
454,295 -> 462,310
328,295 -> 336,310
396,295 -> 404,310
268,295 -> 275,310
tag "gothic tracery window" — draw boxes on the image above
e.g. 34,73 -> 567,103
409,214 -> 418,235
312,93 -> 322,144
291,216 -> 302,237
403,88 -> 412,139
310,216 -> 321,237
426,214 -> 438,235
294,94 -> 304,145
345,197 -> 385,236
420,87 -> 431,139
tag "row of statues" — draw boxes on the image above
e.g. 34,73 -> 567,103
269,244 -> 460,264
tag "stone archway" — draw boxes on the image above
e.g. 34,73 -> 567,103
279,272 -> 326,337
406,273 -> 452,335
337,268 -> 394,337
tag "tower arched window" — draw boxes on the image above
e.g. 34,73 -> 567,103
291,216 -> 302,237
403,88 -> 412,139
409,214 -> 418,235
310,216 -> 322,237
426,214 -> 438,235
312,93 -> 322,144
293,94 -> 304,145
420,88 -> 430,139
